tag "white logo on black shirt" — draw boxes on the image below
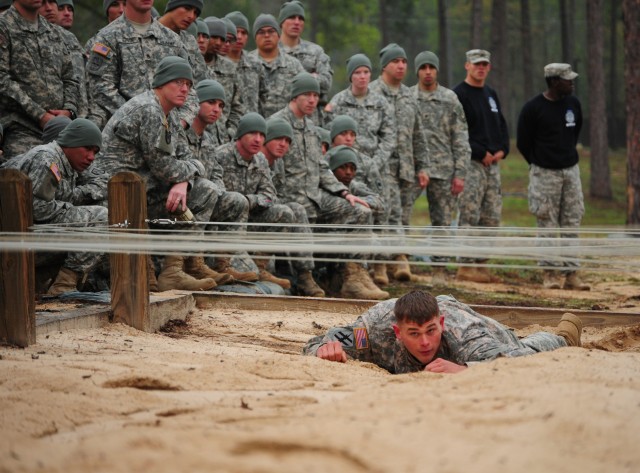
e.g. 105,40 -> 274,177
565,109 -> 576,127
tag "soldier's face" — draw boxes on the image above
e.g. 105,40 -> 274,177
107,0 -> 125,23
384,58 -> 407,82
16,0 -> 43,13
255,27 -> 279,54
237,132 -> 265,159
38,0 -> 58,23
170,6 -> 197,31
332,130 -> 356,148
465,61 -> 491,83
393,316 -> 444,365
197,33 -> 209,54
350,67 -> 371,91
333,162 -> 356,186
159,78 -> 192,109
281,15 -> 304,38
418,64 -> 438,89
219,34 -> 235,56
232,28 -> 248,53
197,99 -> 224,125
127,0 -> 153,15
292,92 -> 319,117
208,36 -> 225,55
65,146 -> 99,173
57,4 -> 73,28
265,137 -> 291,159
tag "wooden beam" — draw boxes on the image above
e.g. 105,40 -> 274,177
0,169 -> 36,347
108,172 -> 149,331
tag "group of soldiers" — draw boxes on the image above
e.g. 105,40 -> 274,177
0,0 -> 589,299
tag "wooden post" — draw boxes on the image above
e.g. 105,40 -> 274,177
108,172 -> 149,331
0,169 -> 36,347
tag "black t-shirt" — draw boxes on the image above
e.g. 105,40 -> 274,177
453,81 -> 510,162
516,93 -> 582,169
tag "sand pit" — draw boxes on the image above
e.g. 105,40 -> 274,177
1,302 -> 639,473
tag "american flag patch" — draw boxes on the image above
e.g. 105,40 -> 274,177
92,42 -> 111,57
354,327 -> 369,350
49,163 -> 62,182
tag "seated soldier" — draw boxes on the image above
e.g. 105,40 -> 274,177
1,118 -> 106,295
304,289 -> 583,374
214,112 -> 298,289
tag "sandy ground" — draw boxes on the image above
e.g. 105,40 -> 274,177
1,299 -> 640,473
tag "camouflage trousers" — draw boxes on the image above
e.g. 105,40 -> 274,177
426,178 -> 458,263
0,123 -> 43,163
147,177 -> 219,223
458,160 -> 502,263
283,201 -> 315,272
528,163 -> 585,271
506,331 -> 568,356
387,174 -> 420,229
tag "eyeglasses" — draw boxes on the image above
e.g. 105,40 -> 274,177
256,28 -> 278,37
225,37 -> 237,44
173,79 -> 193,89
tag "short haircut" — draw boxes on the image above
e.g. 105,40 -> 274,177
393,290 -> 439,325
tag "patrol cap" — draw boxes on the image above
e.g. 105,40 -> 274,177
223,17 -> 237,40
204,16 -> 227,39
164,0 -> 203,16
151,56 -> 193,88
278,0 -> 305,24
346,54 -> 372,81
414,50 -> 439,73
316,126 -> 330,147
266,117 -> 293,143
235,112 -> 267,139
196,18 -> 209,37
327,145 -> 358,171
253,13 -> 281,37
379,43 -> 407,69
330,115 -> 358,142
225,11 -> 250,34
42,116 -> 72,144
544,63 -> 579,80
290,72 -> 319,99
56,118 -> 103,151
466,49 -> 491,64
195,79 -> 226,105
57,0 -> 73,9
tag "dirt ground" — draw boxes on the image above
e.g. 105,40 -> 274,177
1,268 -> 640,473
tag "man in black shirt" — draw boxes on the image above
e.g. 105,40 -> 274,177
517,63 -> 589,291
453,49 -> 509,283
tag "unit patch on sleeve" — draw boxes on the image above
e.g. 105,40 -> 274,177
354,327 -> 369,350
49,162 -> 62,182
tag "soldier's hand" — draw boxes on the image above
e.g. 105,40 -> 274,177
493,150 -> 505,163
451,177 -> 464,196
346,193 -> 370,208
417,171 -> 429,189
424,358 -> 467,374
166,182 -> 189,214
316,341 -> 348,363
481,152 -> 494,167
39,112 -> 56,129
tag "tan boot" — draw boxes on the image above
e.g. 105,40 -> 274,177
393,254 -> 411,281
253,255 -> 291,289
409,273 -> 431,284
185,256 -> 234,285
557,313 -> 583,347
47,267 -> 80,295
543,270 -> 562,289
340,262 -> 378,300
157,256 -> 217,291
456,266 -> 491,283
371,263 -> 389,286
356,265 -> 389,300
147,256 -> 159,292
296,270 -> 325,297
431,267 -> 447,286
563,272 -> 590,291
213,257 -> 258,282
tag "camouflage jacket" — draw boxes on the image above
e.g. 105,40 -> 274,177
0,7 -> 78,132
215,141 -> 276,210
348,178 -> 384,213
324,88 -> 397,176
184,126 -> 226,196
89,90 -> 204,198
353,149 -> 385,198
234,51 -> 261,114
205,54 -> 244,138
279,39 -> 332,102
412,84 -> 470,181
369,78 -> 430,182
249,49 -> 304,118
57,26 -> 88,119
179,29 -> 208,83
303,295 -> 551,374
270,106 -> 346,209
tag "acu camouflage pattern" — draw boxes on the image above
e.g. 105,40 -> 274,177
303,295 -> 567,374
205,55 -> 245,138
280,39 -> 332,103
0,7 -> 79,159
458,160 -> 502,228
528,163 -> 584,270
234,51 -> 262,114
1,142 -> 106,273
250,49 -> 304,118
57,27 -> 88,119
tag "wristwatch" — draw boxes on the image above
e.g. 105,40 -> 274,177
68,109 -> 77,120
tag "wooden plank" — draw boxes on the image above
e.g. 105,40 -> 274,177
108,172 -> 150,331
0,169 -> 36,347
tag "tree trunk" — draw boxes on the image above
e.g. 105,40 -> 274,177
379,0 -> 388,48
623,0 -> 640,223
520,0 -> 534,100
308,0 -> 318,43
587,0 -> 613,199
490,0 -> 508,122
470,0 -> 483,48
560,0 -> 575,63
438,0 -> 452,87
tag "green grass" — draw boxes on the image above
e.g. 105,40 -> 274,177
411,144 -> 628,227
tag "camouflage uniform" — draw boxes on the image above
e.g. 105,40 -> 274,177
178,29 -> 208,84
413,83 -> 471,262
86,15 -> 196,128
353,149 -> 386,225
57,27 -> 88,119
205,55 -> 244,138
234,51 -> 261,114
0,6 -> 79,160
303,295 -> 567,374
370,78 -> 430,228
1,142 -> 106,273
348,177 -> 385,227
250,49 -> 304,118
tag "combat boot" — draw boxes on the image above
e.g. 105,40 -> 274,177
356,265 -> 389,300
556,312 -> 583,347
431,267 -> 447,286
157,256 -> 217,291
456,266 -> 491,283
213,257 -> 259,282
147,256 -> 159,292
340,262 -> 379,300
47,267 -> 80,295
253,254 -> 291,289
563,272 -> 590,291
371,263 -> 389,286
542,270 -> 562,289
393,254 -> 412,281
296,270 -> 325,297
185,256 -> 234,285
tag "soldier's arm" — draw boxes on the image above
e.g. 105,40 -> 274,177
302,317 -> 374,364
58,33 -> 80,117
372,102 -> 398,172
412,110 -> 430,177
315,51 -> 333,99
516,103 -> 534,164
224,75 -> 245,138
450,98 -> 471,180
247,162 -> 277,210
26,158 -> 72,222
86,38 -> 126,119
